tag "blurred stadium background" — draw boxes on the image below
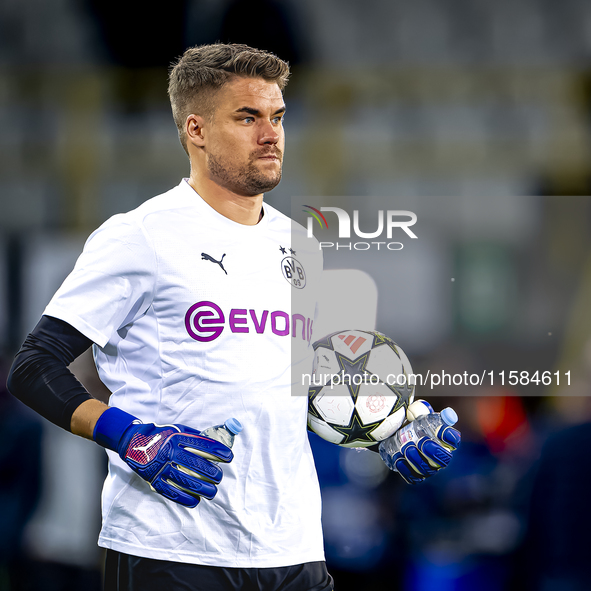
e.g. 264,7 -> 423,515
2,1 -> 591,590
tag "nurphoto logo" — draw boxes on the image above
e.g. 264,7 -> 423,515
303,205 -> 418,251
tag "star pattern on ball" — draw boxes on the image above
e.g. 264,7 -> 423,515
289,248 -> 296,255
389,378 -> 414,411
371,332 -> 391,348
279,246 -> 287,254
335,351 -> 371,399
331,411 -> 382,446
388,343 -> 402,357
308,384 -> 324,401
307,386 -> 324,420
313,335 -> 337,352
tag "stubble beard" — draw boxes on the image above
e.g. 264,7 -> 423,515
206,150 -> 283,197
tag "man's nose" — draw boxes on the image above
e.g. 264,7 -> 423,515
258,121 -> 279,145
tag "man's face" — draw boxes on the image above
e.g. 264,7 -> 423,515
203,76 -> 286,197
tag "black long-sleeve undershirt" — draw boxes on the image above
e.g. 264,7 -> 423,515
7,316 -> 95,431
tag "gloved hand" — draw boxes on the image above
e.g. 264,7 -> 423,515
379,400 -> 461,484
93,407 -> 233,508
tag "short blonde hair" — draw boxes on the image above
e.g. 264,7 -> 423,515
168,43 -> 290,154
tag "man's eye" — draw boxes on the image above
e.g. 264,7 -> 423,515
244,116 -> 255,123
273,116 -> 284,124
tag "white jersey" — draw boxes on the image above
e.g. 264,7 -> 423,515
44,179 -> 325,568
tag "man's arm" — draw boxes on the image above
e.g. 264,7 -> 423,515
71,398 -> 109,439
7,315 -> 97,431
7,315 -> 234,508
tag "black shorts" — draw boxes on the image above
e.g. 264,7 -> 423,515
104,549 -> 334,591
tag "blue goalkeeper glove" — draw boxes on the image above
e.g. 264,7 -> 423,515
379,400 -> 461,485
93,407 -> 233,508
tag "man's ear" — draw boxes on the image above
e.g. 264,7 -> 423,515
186,114 -> 206,148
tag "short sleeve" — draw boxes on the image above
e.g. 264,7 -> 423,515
44,214 -> 157,348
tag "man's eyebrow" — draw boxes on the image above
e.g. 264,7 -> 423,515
234,106 -> 287,116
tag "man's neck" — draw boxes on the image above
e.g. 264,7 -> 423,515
187,174 -> 263,226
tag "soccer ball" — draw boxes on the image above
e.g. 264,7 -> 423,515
307,329 -> 415,448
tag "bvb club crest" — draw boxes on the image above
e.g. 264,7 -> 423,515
281,256 -> 306,289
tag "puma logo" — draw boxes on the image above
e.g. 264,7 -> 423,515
201,252 -> 227,275
132,433 -> 163,462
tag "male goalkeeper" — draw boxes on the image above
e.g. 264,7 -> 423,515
7,43 -> 459,591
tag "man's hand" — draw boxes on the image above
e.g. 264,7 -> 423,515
379,400 -> 461,484
93,407 -> 233,508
